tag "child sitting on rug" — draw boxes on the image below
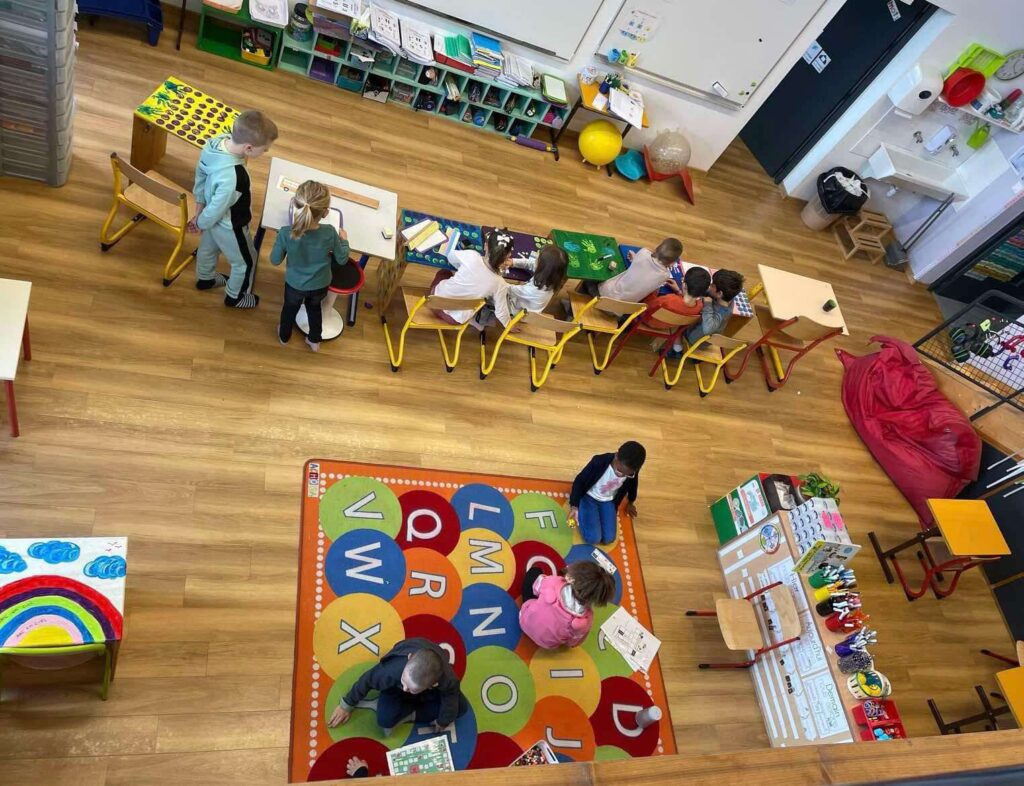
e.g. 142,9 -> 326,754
641,265 -> 710,331
328,637 -> 468,733
519,560 -> 616,649
569,441 -> 646,545
270,180 -> 350,352
431,228 -> 515,326
505,244 -> 569,316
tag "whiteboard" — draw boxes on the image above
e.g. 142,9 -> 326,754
390,0 -> 605,60
598,0 -> 828,108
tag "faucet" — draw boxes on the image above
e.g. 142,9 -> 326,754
925,125 -> 957,156
913,131 -> 923,144
950,143 -> 960,158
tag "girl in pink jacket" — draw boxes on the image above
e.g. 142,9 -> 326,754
519,561 -> 616,649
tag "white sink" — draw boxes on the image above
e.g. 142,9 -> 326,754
863,143 -> 967,200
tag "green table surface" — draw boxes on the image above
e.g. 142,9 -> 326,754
551,229 -> 623,282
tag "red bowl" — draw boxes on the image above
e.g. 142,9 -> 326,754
943,67 -> 985,107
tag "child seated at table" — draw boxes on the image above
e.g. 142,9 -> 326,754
585,238 -> 682,304
519,560 -> 616,649
641,265 -> 710,330
668,268 -> 745,359
270,180 -> 350,352
569,441 -> 646,545
431,228 -> 514,326
505,245 -> 569,316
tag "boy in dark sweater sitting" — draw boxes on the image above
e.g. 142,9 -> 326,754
569,441 -> 646,545
327,638 -> 468,733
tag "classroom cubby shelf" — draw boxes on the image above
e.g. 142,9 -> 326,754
275,27 -> 566,139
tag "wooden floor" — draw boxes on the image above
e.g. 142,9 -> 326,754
0,16 -> 1018,785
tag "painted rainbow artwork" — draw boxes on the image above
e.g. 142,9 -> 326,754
0,537 -> 127,648
0,575 -> 124,647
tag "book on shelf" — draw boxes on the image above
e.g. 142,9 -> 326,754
434,32 -> 473,73
498,52 -> 533,88
470,31 -> 503,78
399,19 -> 434,65
368,6 -> 401,54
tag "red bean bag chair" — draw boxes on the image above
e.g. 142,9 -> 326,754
836,335 -> 981,528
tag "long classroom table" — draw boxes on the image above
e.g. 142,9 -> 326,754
716,511 -> 877,747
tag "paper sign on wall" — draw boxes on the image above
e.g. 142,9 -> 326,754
618,8 -> 661,43
812,51 -> 831,73
802,40 -> 822,64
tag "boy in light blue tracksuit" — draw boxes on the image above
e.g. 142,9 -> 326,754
190,110 -> 278,309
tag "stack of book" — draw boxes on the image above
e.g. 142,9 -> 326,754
470,32 -> 503,80
433,32 -> 473,73
368,6 -> 401,54
399,19 -> 434,64
499,52 -> 533,88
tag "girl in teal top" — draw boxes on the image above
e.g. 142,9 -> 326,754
270,180 -> 351,351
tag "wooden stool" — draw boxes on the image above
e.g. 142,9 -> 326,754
833,210 -> 892,265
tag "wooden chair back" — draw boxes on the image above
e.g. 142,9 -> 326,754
110,153 -> 184,205
520,311 -> 579,337
699,333 -> 746,351
595,297 -> 648,318
649,308 -> 700,328
423,295 -> 487,312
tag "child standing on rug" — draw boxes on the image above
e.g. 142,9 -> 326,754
569,441 -> 646,545
519,560 -> 616,649
269,180 -> 351,352
431,228 -> 516,326
327,638 -> 468,734
190,109 -> 279,309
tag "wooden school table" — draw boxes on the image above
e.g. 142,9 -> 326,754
256,157 -> 398,338
717,512 -> 863,747
0,536 -> 127,699
0,279 -> 31,438
869,498 -> 1011,601
996,666 -> 1024,727
724,264 -> 848,390
131,76 -> 238,172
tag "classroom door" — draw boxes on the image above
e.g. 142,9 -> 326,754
740,0 -> 937,183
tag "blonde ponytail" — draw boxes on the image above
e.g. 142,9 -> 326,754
290,180 -> 331,239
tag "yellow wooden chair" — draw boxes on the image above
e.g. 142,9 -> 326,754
99,152 -> 197,287
568,291 -> 647,374
479,309 -> 583,391
669,333 -> 749,395
382,286 -> 485,373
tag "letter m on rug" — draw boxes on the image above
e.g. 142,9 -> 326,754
468,538 -> 503,574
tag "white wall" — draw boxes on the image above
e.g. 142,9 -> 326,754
779,0 -> 1024,283
167,0 -> 847,171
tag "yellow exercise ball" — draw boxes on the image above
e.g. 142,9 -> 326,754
578,119 -> 623,166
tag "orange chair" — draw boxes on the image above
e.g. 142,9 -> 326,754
686,582 -> 801,669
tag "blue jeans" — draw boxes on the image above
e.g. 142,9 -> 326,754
376,688 -> 469,728
579,495 -> 617,545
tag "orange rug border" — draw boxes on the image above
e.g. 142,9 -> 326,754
289,459 -> 677,781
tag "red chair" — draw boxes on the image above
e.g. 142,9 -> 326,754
686,582 -> 801,669
604,307 -> 699,381
297,256 -> 366,340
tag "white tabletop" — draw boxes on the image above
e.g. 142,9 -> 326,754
261,157 -> 398,261
0,278 -> 30,381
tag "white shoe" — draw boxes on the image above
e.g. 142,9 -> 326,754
306,338 -> 320,352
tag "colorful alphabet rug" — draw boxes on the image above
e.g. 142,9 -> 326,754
289,461 -> 675,782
